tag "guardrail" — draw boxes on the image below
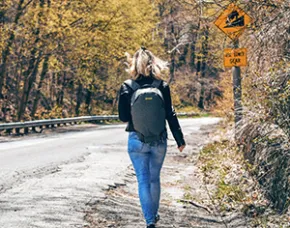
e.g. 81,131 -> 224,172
0,112 -> 198,136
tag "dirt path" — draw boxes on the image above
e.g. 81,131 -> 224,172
83,124 -> 249,228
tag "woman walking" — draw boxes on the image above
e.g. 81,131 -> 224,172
118,47 -> 186,228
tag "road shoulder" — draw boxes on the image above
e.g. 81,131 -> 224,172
83,122 -> 248,228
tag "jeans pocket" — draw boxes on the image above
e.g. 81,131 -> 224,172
157,141 -> 167,153
128,132 -> 144,153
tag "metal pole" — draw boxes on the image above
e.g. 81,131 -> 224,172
232,39 -> 243,138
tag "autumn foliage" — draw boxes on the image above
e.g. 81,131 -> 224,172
0,0 -> 161,121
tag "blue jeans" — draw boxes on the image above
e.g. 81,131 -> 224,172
128,132 -> 167,225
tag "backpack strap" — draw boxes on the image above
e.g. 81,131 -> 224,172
151,79 -> 162,88
124,79 -> 140,92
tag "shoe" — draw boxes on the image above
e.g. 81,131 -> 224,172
155,214 -> 160,224
146,224 -> 155,228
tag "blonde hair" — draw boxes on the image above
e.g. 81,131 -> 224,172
125,47 -> 168,79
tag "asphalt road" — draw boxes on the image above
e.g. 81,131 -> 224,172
0,118 -> 221,228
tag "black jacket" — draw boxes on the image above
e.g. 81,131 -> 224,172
118,75 -> 185,147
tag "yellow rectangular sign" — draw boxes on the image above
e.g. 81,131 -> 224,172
224,48 -> 247,67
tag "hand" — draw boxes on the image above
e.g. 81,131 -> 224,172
178,145 -> 185,152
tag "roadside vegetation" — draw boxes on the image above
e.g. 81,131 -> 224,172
198,122 -> 289,227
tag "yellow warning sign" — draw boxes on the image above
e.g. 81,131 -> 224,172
224,48 -> 247,67
214,3 -> 252,40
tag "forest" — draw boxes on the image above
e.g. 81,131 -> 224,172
0,0 -> 288,123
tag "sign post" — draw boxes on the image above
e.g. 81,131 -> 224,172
232,40 -> 243,127
214,3 -> 252,138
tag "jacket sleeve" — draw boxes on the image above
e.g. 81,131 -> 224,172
162,83 -> 186,147
118,83 -> 131,122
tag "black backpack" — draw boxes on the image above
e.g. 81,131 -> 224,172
124,79 -> 166,143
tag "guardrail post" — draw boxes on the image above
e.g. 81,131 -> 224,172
24,127 -> 29,134
15,128 -> 20,135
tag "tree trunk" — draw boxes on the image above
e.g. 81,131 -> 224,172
190,42 -> 196,72
168,21 -> 175,84
169,51 -> 175,84
18,55 -> 42,120
50,73 -> 56,108
56,72 -> 66,106
17,0 -> 45,120
0,0 -> 25,98
198,83 -> 205,109
198,26 -> 209,110
201,26 -> 209,78
178,43 -> 189,67
111,94 -> 118,115
31,55 -> 50,118
85,88 -> 92,115
75,82 -> 83,116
